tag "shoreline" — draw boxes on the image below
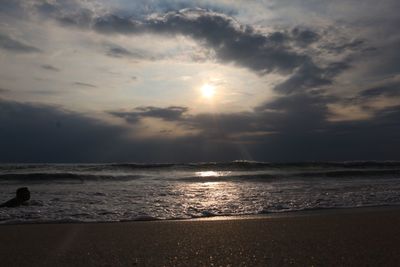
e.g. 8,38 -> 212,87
2,204 -> 400,225
1,205 -> 400,266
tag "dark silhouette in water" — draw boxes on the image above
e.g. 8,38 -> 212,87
0,187 -> 30,208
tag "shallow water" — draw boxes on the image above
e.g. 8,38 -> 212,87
1,161 -> 400,224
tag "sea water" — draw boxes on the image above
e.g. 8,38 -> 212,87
1,161 -> 400,224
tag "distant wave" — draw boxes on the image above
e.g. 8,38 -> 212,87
2,160 -> 400,171
1,169 -> 400,182
286,169 -> 400,178
1,161 -> 400,182
0,173 -> 142,181
177,169 -> 400,182
113,160 -> 400,170
86,161 -> 400,174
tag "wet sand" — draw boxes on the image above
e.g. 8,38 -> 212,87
1,207 -> 400,266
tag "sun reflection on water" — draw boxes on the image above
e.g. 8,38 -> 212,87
195,171 -> 231,178
173,178 -> 242,218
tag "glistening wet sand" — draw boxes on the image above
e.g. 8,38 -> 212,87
1,207 -> 400,266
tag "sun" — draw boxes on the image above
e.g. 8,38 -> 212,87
201,84 -> 216,98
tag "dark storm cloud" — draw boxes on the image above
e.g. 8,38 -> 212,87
110,93 -> 332,138
1,1 -> 398,162
360,82 -> 400,98
91,9 -> 311,74
41,64 -> 60,72
105,44 -> 146,59
187,112 -> 259,138
0,0 -> 26,17
57,9 -> 95,29
21,2 -> 356,95
47,8 -> 353,93
0,98 -> 250,163
254,93 -> 399,161
359,40 -> 400,79
0,95 -> 399,163
107,91 -> 400,161
74,82 -> 97,88
320,39 -> 366,54
291,28 -> 320,47
107,46 -> 135,57
41,6 -> 355,96
0,33 -> 41,53
131,0 -> 237,17
213,92 -> 331,137
36,2 -> 60,16
337,79 -> 400,109
111,106 -> 261,138
274,61 -> 351,93
0,98 -> 127,162
46,8 -> 322,74
110,106 -> 189,123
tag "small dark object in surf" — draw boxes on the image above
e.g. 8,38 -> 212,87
0,187 -> 31,208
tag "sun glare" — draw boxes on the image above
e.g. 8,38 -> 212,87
201,84 -> 216,99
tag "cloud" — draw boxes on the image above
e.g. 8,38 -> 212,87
1,96 -> 399,162
327,77 -> 400,122
0,98 -> 249,162
74,82 -> 97,88
91,9 -> 312,74
48,8 -> 355,94
291,28 -> 320,47
0,0 -> 26,17
110,106 -> 189,123
0,88 -> 9,94
106,90 -> 400,161
110,93 -> 331,138
320,39 -> 366,54
0,1 -> 398,162
41,64 -> 60,72
0,33 -> 41,53
14,3 -> 358,95
47,8 -> 321,73
360,81 -> 400,98
0,98 -> 127,162
105,44 -> 146,59
274,61 -> 350,93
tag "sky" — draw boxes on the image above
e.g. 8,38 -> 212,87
0,0 -> 399,163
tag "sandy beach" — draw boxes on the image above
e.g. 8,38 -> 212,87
1,207 -> 400,266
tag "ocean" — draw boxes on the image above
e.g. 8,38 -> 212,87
1,161 -> 400,224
